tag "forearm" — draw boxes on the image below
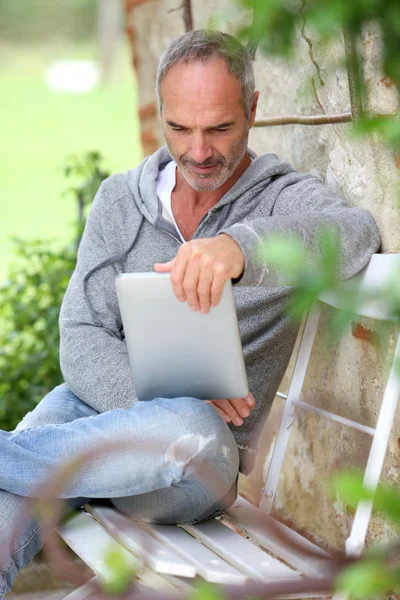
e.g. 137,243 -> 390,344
221,206 -> 381,288
60,320 -> 137,413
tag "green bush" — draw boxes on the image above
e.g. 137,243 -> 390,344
0,151 -> 109,431
0,240 -> 76,430
0,0 -> 98,43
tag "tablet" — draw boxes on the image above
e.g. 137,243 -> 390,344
115,272 -> 249,401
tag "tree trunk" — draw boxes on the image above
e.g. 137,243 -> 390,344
98,0 -> 123,85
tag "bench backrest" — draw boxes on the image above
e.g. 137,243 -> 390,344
260,253 -> 400,557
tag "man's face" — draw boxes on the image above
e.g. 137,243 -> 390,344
160,58 -> 255,191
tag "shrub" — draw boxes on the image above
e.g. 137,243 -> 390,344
0,239 -> 76,430
0,151 -> 109,430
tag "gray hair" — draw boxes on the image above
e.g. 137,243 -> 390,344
156,30 -> 255,119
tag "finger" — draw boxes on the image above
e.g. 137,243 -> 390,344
213,399 -> 243,426
215,407 -> 232,424
205,400 -> 232,423
181,254 -> 202,311
228,397 -> 251,419
210,265 -> 229,307
197,264 -> 214,314
170,248 -> 190,302
154,259 -> 175,273
245,392 -> 256,409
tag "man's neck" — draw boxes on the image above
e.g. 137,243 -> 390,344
174,153 -> 251,211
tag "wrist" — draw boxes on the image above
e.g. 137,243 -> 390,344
219,233 -> 245,280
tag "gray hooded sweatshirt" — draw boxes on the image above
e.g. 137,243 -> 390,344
59,147 -> 380,474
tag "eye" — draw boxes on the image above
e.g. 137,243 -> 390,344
171,126 -> 186,132
214,127 -> 230,133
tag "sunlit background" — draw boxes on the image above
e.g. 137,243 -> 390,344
0,0 -> 142,283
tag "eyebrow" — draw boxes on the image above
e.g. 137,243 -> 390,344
166,120 -> 235,130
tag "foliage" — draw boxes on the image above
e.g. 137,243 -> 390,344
190,581 -> 227,600
333,470 -> 400,597
0,240 -> 76,430
333,470 -> 400,526
336,558 -> 400,599
354,115 -> 400,151
236,0 -> 400,88
0,0 -> 98,42
63,151 -> 110,244
0,152 -> 109,431
233,0 -> 400,149
259,228 -> 340,321
102,544 -> 138,595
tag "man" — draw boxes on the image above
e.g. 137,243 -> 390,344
0,30 -> 380,596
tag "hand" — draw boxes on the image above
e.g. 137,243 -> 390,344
205,392 -> 256,426
154,234 -> 244,313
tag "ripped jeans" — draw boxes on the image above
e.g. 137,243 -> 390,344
0,384 -> 239,598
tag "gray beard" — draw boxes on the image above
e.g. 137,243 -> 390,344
167,136 -> 249,192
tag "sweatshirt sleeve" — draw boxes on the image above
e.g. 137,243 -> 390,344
59,183 -> 138,413
221,172 -> 381,287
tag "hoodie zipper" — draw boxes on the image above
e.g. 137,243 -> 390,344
193,202 -> 231,239
155,200 -> 231,243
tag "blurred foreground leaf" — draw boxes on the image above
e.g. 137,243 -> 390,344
336,558 -> 400,598
259,228 -> 341,320
353,115 -> 400,151
333,470 -> 400,526
102,544 -> 138,595
190,580 -> 227,600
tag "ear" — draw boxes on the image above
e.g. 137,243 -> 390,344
249,91 -> 260,128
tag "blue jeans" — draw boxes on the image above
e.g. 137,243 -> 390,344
0,384 -> 239,597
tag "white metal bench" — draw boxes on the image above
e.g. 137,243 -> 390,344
59,253 -> 400,598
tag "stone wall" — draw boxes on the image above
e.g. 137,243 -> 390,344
125,0 -> 400,551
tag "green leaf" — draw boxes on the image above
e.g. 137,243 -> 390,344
353,115 -> 400,150
332,470 -> 400,526
190,580 -> 226,600
332,470 -> 368,505
233,0 -> 400,141
318,228 -> 340,281
259,236 -> 308,281
101,544 -> 137,595
336,559 -> 399,598
257,228 -> 341,323
373,485 -> 400,526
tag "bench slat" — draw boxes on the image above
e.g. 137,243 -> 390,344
89,506 -> 196,579
226,496 -> 333,578
147,522 -> 248,585
181,519 -> 301,582
60,511 -> 139,578
63,577 -> 99,600
60,511 -> 188,596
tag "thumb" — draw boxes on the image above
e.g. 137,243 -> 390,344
154,259 -> 175,272
245,392 -> 255,408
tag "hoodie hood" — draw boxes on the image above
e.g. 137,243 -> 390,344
127,146 -> 296,225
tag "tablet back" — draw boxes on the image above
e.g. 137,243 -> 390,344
115,273 -> 248,401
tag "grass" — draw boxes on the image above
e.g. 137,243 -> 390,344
0,41 -> 142,283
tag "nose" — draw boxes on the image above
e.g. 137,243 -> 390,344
190,132 -> 213,165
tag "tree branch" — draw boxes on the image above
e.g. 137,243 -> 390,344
254,113 -> 352,127
246,3 -> 259,59
343,28 -> 364,122
183,0 -> 193,32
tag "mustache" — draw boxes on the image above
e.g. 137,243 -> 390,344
181,156 -> 225,167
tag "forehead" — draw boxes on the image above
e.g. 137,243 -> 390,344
160,57 -> 244,123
